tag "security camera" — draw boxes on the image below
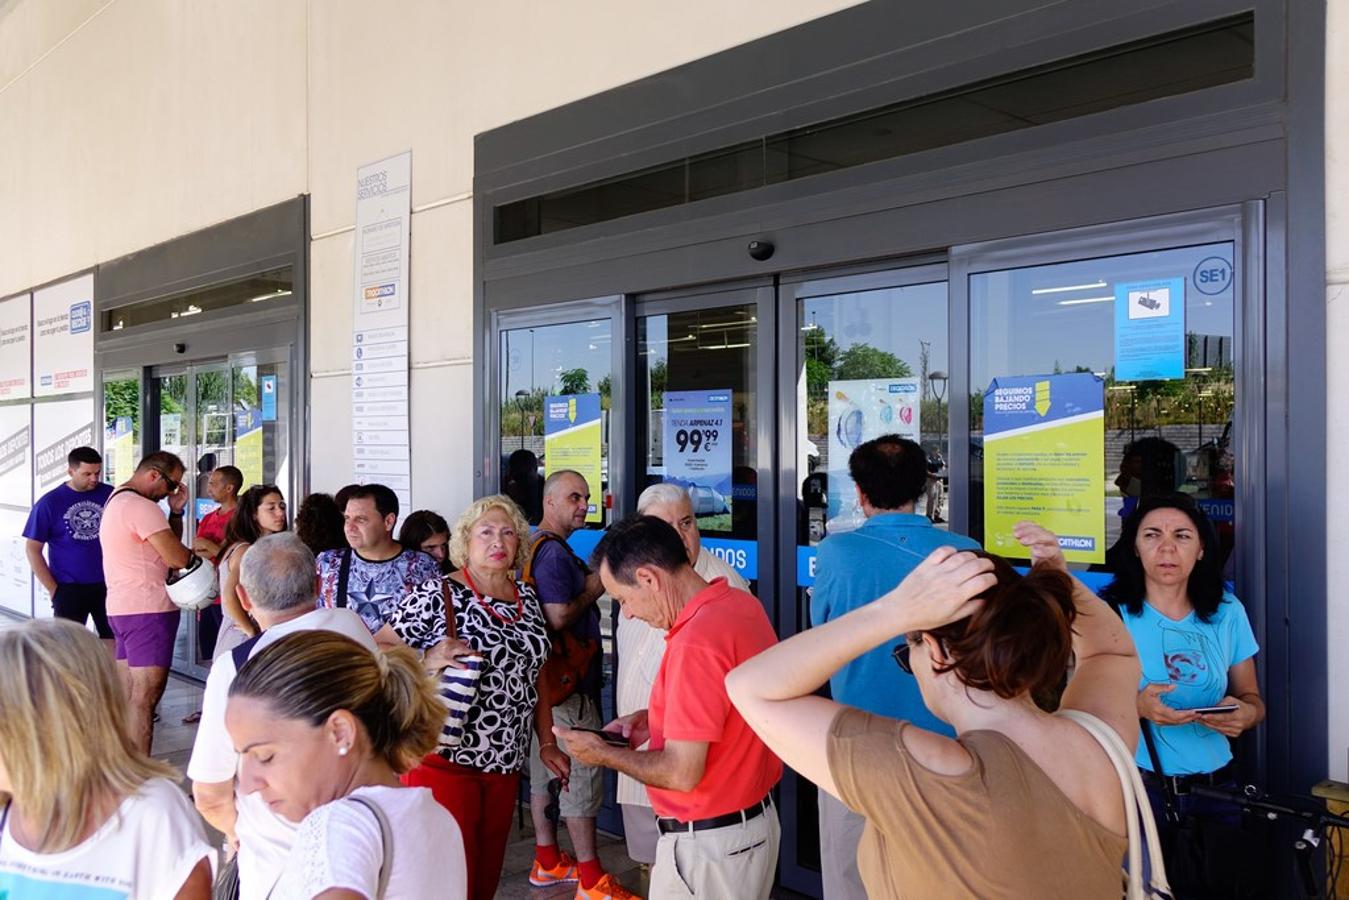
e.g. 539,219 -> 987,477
748,239 -> 775,261
174,343 -> 187,354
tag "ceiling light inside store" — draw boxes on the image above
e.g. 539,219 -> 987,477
1056,296 -> 1114,306
249,289 -> 292,303
1032,281 -> 1108,295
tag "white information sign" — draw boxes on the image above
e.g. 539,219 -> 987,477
33,398 -> 96,497
33,273 -> 94,397
0,404 -> 32,508
0,508 -> 33,616
352,152 -> 412,512
0,293 -> 32,400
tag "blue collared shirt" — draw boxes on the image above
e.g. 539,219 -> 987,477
809,512 -> 981,735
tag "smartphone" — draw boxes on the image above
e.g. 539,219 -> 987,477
1190,704 -> 1239,715
569,727 -> 629,747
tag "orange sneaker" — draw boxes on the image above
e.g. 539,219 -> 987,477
574,873 -> 642,899
529,851 -> 579,887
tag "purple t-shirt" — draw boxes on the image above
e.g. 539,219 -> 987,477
530,534 -> 603,697
23,482 -> 114,585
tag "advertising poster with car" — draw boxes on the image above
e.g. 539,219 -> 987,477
1114,276 -> 1186,382
544,393 -> 602,523
826,377 -> 920,521
662,389 -> 733,519
32,273 -> 94,397
983,372 -> 1105,564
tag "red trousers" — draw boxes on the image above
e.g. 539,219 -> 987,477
402,753 -> 520,900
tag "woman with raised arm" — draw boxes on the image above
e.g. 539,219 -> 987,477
727,522 -> 1141,899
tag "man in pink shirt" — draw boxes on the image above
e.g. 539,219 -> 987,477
99,450 -> 193,753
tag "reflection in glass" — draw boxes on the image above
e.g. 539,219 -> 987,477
102,372 -> 142,486
970,242 -> 1237,574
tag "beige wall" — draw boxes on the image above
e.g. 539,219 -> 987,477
0,0 -> 862,520
1324,0 -> 1348,782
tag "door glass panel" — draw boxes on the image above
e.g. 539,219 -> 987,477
193,365 -> 232,522
790,275 -> 948,876
637,304 -> 759,588
970,242 -> 1236,582
101,370 -> 142,486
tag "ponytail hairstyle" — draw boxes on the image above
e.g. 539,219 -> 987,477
229,632 -> 442,773
921,552 -> 1077,706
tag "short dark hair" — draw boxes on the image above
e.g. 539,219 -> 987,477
67,447 -> 101,467
334,483 -> 361,513
213,465 -> 243,494
399,510 -> 449,551
590,515 -> 691,585
345,483 -> 399,521
295,493 -> 347,555
136,450 -> 185,477
848,435 -> 928,510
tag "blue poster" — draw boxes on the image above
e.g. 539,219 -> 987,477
260,375 -> 277,421
663,390 -> 733,516
1114,277 -> 1185,381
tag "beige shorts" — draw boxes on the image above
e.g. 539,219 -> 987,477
530,692 -> 605,818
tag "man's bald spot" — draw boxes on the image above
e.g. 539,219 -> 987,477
544,469 -> 588,498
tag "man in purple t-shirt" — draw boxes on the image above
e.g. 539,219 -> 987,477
24,446 -> 115,648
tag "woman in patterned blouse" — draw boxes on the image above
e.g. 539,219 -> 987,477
375,495 -> 558,900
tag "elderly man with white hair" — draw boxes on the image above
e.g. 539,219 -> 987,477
616,483 -> 751,868
187,531 -> 377,900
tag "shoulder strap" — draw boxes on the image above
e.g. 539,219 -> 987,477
231,632 -> 265,670
1140,718 -> 1180,823
347,794 -> 394,899
335,548 -> 354,608
1057,709 -> 1173,900
440,577 -> 459,642
520,532 -> 561,585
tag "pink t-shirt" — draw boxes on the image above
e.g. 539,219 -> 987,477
100,490 -> 175,615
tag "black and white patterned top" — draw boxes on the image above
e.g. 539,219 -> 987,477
389,575 -> 550,774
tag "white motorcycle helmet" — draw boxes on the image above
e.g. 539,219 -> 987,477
166,555 -> 217,611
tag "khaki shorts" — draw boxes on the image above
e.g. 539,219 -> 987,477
530,692 -> 605,818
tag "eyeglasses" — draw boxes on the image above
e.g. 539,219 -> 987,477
892,642 -> 914,675
152,468 -> 180,492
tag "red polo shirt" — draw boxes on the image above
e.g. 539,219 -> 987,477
646,577 -> 782,821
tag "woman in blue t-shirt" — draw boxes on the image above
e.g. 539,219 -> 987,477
1102,493 -> 1264,891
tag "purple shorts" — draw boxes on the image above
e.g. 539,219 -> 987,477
109,611 -> 181,669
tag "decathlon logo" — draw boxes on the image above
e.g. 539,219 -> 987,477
1058,535 -> 1096,551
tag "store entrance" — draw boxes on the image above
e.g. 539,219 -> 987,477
102,350 -> 292,678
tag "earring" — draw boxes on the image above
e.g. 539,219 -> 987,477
338,746 -> 350,757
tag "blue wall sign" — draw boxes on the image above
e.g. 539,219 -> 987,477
1115,277 -> 1186,381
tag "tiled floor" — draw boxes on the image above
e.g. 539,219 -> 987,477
2,614 -> 802,899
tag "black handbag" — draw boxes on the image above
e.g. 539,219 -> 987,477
1140,721 -> 1272,899
212,849 -> 240,900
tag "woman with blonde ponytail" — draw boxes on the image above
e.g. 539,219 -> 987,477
226,632 -> 466,899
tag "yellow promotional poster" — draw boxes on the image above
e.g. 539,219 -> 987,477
983,373 -> 1105,564
543,393 -> 603,523
112,417 -> 134,482
235,408 -> 264,490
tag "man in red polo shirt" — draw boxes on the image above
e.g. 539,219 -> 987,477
557,515 -> 781,900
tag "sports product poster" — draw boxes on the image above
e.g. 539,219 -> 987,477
235,407 -> 265,490
663,390 -> 732,517
983,373 -> 1105,564
544,393 -> 603,523
32,273 -> 94,397
1114,277 -> 1185,382
826,377 -> 920,518
33,398 -> 95,497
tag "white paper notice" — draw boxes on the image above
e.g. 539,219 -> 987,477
352,152 -> 412,513
0,293 -> 32,401
32,274 -> 94,397
0,508 -> 33,616
33,398 -> 95,498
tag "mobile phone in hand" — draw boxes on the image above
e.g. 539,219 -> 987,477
1191,704 -> 1239,715
570,727 -> 629,747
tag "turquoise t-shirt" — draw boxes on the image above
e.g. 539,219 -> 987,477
1122,592 -> 1258,776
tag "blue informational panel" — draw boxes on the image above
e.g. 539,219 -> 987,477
1114,277 -> 1186,382
260,375 -> 278,421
